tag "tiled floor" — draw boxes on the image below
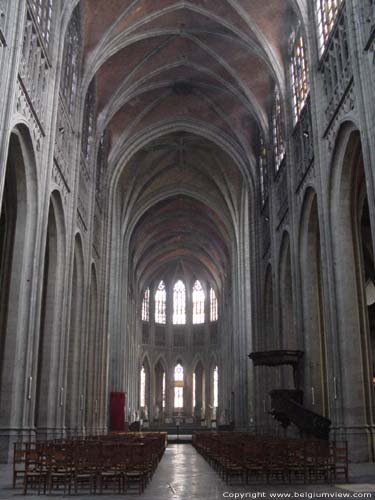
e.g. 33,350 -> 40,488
1,444 -> 374,499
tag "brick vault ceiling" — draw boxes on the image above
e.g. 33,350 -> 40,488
72,0 -> 304,289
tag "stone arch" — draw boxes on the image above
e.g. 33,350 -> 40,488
154,356 -> 167,419
299,187 -> 328,416
0,125 -> 38,455
329,122 -> 375,460
85,264 -> 98,433
139,353 -> 151,417
65,233 -> 85,435
192,359 -> 205,421
35,190 -> 66,437
278,231 -> 296,350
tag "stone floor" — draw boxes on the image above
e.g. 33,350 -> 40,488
1,444 -> 375,499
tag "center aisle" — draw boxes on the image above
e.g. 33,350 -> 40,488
143,444 -> 226,499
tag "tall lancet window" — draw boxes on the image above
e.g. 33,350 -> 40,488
213,366 -> 219,408
174,363 -> 184,409
155,281 -> 166,324
273,86 -> 285,172
291,29 -> 309,122
192,280 -> 205,324
142,288 -> 150,321
61,5 -> 81,114
31,0 -> 54,45
315,0 -> 343,55
210,288 -> 218,321
173,280 -> 186,324
162,372 -> 166,408
140,365 -> 146,407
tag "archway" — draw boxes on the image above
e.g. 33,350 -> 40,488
278,233 -> 296,390
65,234 -> 84,435
85,265 -> 98,433
0,127 -> 38,456
35,191 -> 66,438
154,359 -> 166,422
300,189 -> 328,416
193,360 -> 205,422
330,124 -> 375,460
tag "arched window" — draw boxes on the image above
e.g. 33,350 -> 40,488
210,288 -> 218,322
193,372 -> 196,409
272,87 -> 285,172
192,280 -> 205,324
140,365 -> 146,407
259,136 -> 268,206
82,79 -> 96,163
315,0 -> 343,55
213,366 -> 218,408
155,281 -> 166,324
291,29 -> 309,123
174,363 -> 184,409
61,6 -> 81,114
173,280 -> 186,324
31,0 -> 54,45
142,288 -> 150,322
162,372 -> 166,408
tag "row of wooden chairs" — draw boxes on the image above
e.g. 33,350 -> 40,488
193,432 -> 349,485
13,432 -> 167,495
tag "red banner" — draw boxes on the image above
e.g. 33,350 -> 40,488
109,391 -> 126,432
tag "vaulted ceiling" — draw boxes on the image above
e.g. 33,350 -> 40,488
70,0 -> 304,293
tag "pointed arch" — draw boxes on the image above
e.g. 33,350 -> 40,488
278,232 -> 296,350
329,122 -> 375,460
0,125 -> 38,433
299,187 -> 328,415
36,190 -> 67,435
65,233 -> 85,433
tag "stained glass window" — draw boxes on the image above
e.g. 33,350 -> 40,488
31,0 -> 54,45
315,0 -> 343,55
140,366 -> 146,407
174,363 -> 184,409
210,288 -> 218,322
142,288 -> 150,321
173,280 -> 186,324
61,6 -> 81,114
213,366 -> 218,408
162,372 -> 166,408
273,87 -> 285,171
155,281 -> 166,324
259,136 -> 268,205
291,31 -> 309,122
82,79 -> 96,163
192,280 -> 205,324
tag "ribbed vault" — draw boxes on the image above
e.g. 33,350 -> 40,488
65,0 -> 305,167
118,131 -> 241,295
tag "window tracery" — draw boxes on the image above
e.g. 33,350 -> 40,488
155,281 -> 166,324
173,280 -> 186,325
82,79 -> 96,164
142,288 -> 150,322
291,30 -> 309,122
174,363 -> 184,409
30,0 -> 54,46
259,136 -> 268,205
213,366 -> 218,408
210,288 -> 218,322
315,0 -> 343,55
272,87 -> 285,172
61,6 -> 81,114
140,365 -> 146,407
192,280 -> 205,324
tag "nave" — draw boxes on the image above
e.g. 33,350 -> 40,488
1,444 -> 375,500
